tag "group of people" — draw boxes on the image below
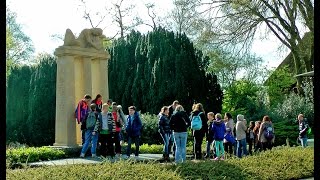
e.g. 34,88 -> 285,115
159,100 -> 310,163
75,94 -> 142,159
74,95 -> 310,163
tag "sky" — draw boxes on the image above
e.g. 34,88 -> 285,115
8,0 -> 290,69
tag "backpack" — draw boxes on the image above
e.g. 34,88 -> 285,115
263,123 -> 274,141
86,111 -> 98,130
191,112 -> 203,130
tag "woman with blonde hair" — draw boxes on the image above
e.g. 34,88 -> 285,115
190,103 -> 208,160
170,105 -> 190,163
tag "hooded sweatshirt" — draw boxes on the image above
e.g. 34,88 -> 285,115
235,115 -> 247,140
211,119 -> 226,141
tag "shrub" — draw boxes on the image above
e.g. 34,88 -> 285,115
6,147 -> 313,179
6,146 -> 65,168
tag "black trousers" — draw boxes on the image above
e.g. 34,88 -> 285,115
248,138 -> 254,155
106,133 -> 115,157
99,134 -> 108,157
261,142 -> 273,151
224,142 -> 233,155
193,130 -> 205,159
114,132 -> 121,154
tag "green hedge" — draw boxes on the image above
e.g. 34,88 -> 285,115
6,147 -> 65,168
6,147 -> 313,180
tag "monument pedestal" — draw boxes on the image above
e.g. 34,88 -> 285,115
53,45 -> 110,147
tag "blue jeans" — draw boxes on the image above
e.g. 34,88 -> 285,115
300,137 -> 308,147
160,132 -> 171,155
81,130 -> 99,155
173,132 -> 188,163
237,138 -> 248,158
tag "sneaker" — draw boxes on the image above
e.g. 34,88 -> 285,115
80,153 -> 85,158
220,156 -> 225,160
92,154 -> 97,158
213,157 -> 219,161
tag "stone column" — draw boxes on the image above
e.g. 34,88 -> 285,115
91,59 -> 101,97
74,57 -> 84,145
53,55 -> 77,147
100,59 -> 109,100
83,57 -> 92,96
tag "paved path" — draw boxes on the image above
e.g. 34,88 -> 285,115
28,154 -> 165,167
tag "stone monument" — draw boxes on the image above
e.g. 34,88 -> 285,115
53,28 -> 110,147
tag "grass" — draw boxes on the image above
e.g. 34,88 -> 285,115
6,146 -> 314,180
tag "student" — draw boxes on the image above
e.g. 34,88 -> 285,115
91,94 -> 103,113
75,94 -> 92,145
107,99 -> 113,112
247,121 -> 255,155
125,106 -> 142,158
168,100 -> 179,157
253,121 -> 262,152
204,112 -> 215,159
223,112 -> 234,157
169,105 -> 190,163
235,114 -> 248,158
211,113 -> 226,160
190,103 -> 208,160
158,106 -> 172,161
80,103 -> 100,158
117,105 -> 127,146
297,114 -> 309,147
98,103 -> 114,158
258,115 -> 274,151
111,103 -> 124,159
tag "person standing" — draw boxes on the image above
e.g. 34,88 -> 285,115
235,114 -> 248,158
98,103 -> 114,158
168,100 -> 179,157
204,112 -> 215,159
92,94 -> 103,113
223,112 -> 234,157
211,113 -> 226,160
117,105 -> 127,146
190,103 -> 208,160
125,106 -> 142,158
158,106 -> 172,162
80,103 -> 100,158
111,103 -> 124,159
75,94 -> 92,145
107,99 -> 113,112
253,121 -> 262,152
247,121 -> 255,155
258,115 -> 275,151
297,114 -> 309,148
169,105 -> 190,163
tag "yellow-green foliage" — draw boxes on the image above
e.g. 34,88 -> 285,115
6,147 -> 65,164
6,147 -> 313,180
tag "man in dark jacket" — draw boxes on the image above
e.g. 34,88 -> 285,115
125,106 -> 142,158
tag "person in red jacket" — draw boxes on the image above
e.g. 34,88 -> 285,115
91,94 -> 103,113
